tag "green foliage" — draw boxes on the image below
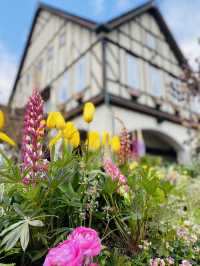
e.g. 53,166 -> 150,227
0,147 -> 199,265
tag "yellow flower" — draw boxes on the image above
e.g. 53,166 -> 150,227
63,122 -> 76,139
83,102 -> 95,123
129,161 -> 138,170
47,112 -> 65,129
0,110 -> 5,129
49,131 -> 62,148
102,131 -> 110,146
0,111 -> 15,146
111,136 -> 121,153
87,131 -> 100,150
69,130 -> 80,148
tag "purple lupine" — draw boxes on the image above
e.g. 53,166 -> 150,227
21,89 -> 47,185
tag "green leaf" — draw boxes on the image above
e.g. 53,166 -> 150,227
2,226 -> 22,250
29,220 -> 44,227
0,221 -> 24,237
20,223 -> 29,251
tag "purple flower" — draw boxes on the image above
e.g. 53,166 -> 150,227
21,89 -> 47,184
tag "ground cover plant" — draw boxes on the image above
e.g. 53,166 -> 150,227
0,90 -> 199,265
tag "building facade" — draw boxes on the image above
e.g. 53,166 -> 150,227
10,1 -> 200,162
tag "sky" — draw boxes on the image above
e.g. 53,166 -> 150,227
0,0 -> 200,105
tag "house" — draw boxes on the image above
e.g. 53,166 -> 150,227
9,1 -> 200,162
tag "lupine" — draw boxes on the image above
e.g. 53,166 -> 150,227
118,123 -> 132,164
21,89 -> 47,184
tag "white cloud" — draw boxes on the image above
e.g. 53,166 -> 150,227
160,0 -> 200,68
92,0 -> 105,16
0,42 -> 17,105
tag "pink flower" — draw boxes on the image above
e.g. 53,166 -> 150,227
21,89 -> 47,184
68,227 -> 101,257
89,264 -> 99,266
150,258 -> 159,266
180,260 -> 192,266
103,159 -> 127,186
166,257 -> 174,265
43,240 -> 83,266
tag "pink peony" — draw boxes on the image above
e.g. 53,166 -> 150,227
43,240 -> 83,266
68,227 -> 101,257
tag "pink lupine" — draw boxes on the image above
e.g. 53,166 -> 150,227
21,89 -> 47,184
68,227 -> 101,257
119,125 -> 132,164
104,159 -> 127,186
43,240 -> 83,266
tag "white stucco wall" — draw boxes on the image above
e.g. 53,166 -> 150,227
72,104 -> 192,163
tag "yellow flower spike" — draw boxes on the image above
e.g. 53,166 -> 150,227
69,130 -> 80,148
111,135 -> 121,153
0,132 -> 16,146
87,131 -> 101,150
49,131 -> 62,148
0,110 -> 5,130
102,131 -> 111,146
83,102 -> 95,123
47,112 -> 66,130
63,122 -> 76,140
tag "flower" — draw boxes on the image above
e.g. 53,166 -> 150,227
21,89 -> 47,184
180,260 -> 192,266
102,131 -> 110,146
103,159 -> 127,186
111,136 -> 121,153
83,102 -> 95,123
68,227 -> 101,257
119,124 -> 132,164
166,257 -> 174,265
48,119 -> 80,149
47,112 -> 66,129
89,264 -> 99,266
43,240 -> 83,266
0,110 -> 15,146
69,129 -> 80,148
87,131 -> 101,150
0,110 -> 5,129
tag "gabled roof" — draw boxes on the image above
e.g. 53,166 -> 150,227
9,1 -> 187,104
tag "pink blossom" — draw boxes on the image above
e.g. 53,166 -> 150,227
103,159 -> 127,186
180,260 -> 192,266
43,240 -> 83,266
89,264 -> 99,266
21,89 -> 47,184
150,258 -> 159,266
166,257 -> 174,265
68,227 -> 101,257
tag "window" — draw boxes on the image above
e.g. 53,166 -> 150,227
127,54 -> 140,90
150,66 -> 162,97
37,58 -> 43,71
146,33 -> 156,50
58,73 -> 68,104
75,57 -> 86,92
59,31 -> 66,47
47,46 -> 54,61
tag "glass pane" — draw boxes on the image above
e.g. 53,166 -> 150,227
146,33 -> 156,50
58,73 -> 68,104
150,66 -> 162,97
75,57 -> 86,92
127,54 -> 140,89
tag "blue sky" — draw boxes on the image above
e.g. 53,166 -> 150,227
0,0 -> 200,104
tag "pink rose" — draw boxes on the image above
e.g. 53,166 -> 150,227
68,227 -> 101,257
43,240 -> 83,266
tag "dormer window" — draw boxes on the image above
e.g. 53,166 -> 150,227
127,54 -> 140,90
146,33 -> 156,50
150,65 -> 162,97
